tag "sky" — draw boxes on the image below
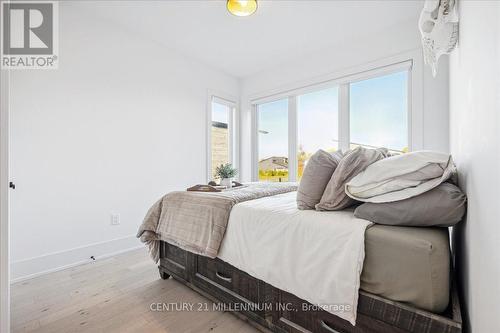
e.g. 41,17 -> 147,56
258,99 -> 289,160
212,102 -> 230,124
298,87 -> 339,154
350,71 -> 408,150
257,71 -> 408,160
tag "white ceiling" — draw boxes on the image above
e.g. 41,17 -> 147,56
86,0 -> 423,78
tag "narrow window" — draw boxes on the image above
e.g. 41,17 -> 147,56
210,98 -> 235,180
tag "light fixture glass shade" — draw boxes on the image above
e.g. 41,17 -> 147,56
227,0 -> 257,17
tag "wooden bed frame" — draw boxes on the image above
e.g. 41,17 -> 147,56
158,241 -> 462,333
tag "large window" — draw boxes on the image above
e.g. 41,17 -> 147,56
257,99 -> 289,182
253,62 -> 411,182
209,97 -> 235,180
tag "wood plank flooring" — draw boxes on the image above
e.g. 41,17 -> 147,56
11,248 -> 261,333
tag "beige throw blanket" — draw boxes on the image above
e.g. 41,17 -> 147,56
137,182 -> 297,261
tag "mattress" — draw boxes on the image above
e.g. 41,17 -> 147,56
218,192 -> 450,316
362,224 -> 450,312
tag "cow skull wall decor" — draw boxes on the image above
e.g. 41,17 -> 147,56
419,0 -> 459,76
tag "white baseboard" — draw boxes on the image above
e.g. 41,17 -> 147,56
11,235 -> 143,283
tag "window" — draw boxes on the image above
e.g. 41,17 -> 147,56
209,97 -> 235,180
350,71 -> 408,153
297,87 -> 339,179
257,99 -> 289,182
253,62 -> 412,182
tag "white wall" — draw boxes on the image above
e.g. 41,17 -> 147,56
239,20 -> 450,181
1,69 -> 11,333
449,2 -> 500,332
9,3 -> 238,281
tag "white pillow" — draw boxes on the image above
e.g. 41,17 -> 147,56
346,151 -> 456,203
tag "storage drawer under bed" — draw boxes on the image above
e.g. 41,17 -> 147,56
192,255 -> 268,320
275,290 -> 411,333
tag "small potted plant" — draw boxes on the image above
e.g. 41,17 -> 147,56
215,163 -> 238,188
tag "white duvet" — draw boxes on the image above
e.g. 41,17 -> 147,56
218,191 -> 372,325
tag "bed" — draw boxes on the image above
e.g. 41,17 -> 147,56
157,191 -> 462,333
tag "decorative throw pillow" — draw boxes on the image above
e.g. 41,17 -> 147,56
316,147 -> 389,211
297,150 -> 343,210
354,182 -> 466,227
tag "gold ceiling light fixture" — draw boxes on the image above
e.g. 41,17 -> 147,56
226,0 -> 258,17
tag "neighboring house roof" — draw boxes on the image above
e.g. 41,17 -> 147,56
212,121 -> 228,129
259,156 -> 288,170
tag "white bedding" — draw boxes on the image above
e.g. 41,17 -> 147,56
345,151 -> 455,203
217,191 -> 372,325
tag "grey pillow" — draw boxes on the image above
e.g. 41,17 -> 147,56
354,182 -> 466,227
297,150 -> 343,210
316,147 -> 388,211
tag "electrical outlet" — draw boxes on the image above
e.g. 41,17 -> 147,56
111,213 -> 120,225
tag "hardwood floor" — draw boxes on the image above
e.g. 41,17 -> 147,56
11,248 -> 261,333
